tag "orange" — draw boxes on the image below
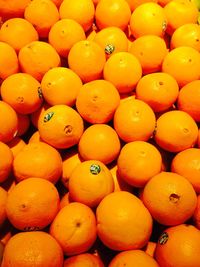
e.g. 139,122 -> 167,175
38,104 -> 84,149
109,164 -> 133,192
171,148 -> 200,193
18,41 -> 61,82
162,46 -> 200,87
6,177 -> 60,231
125,0 -> 158,11
198,129 -> 200,148
59,0 -> 95,32
154,110 -> 198,152
164,0 -> 199,35
0,18 -> 39,53
130,3 -> 167,38
158,0 -> 172,6
60,192 -> 72,209
96,191 -> 152,251
28,131 -> 43,143
1,231 -> 63,267
117,141 -> 162,187
24,0 -> 60,38
16,114 -> 30,136
0,42 -> 19,80
93,27 -> 129,57
68,40 -> 106,83
1,73 -> 43,114
0,187 -> 7,227
103,52 -> 142,94
0,0 -> 31,20
30,102 -> 50,129
0,101 -> 18,143
177,80 -> 200,122
48,19 -> 86,58
142,171 -> 197,225
13,142 -> 62,183
193,195 -> 200,229
7,137 -> 26,158
155,224 -> 200,267
76,79 -> 120,124
136,72 -> 179,112
68,160 -> 114,207
78,124 -> 121,165
41,67 -> 82,106
0,142 -> 13,183
64,253 -> 104,267
114,98 -> 156,142
108,250 -> 159,267
170,23 -> 200,52
144,241 -> 157,257
95,0 -> 131,31
129,35 -> 168,74
50,202 -> 97,255
61,148 -> 82,188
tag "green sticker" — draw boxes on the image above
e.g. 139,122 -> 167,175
158,232 -> 169,245
105,44 -> 115,55
44,112 -> 54,122
90,164 -> 101,175
38,87 -> 43,99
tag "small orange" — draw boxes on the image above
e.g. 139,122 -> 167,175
30,102 -> 50,129
0,187 -> 7,227
48,19 -> 86,58
142,171 -> 197,225
0,18 -> 39,53
64,253 -> 104,267
125,0 -> 158,11
164,0 -> 199,35
96,191 -> 153,251
78,124 -> 121,165
61,148 -> 82,188
24,0 -> 60,38
114,98 -> 156,142
0,41 -> 19,80
0,142 -> 13,183
50,202 -> 97,255
171,148 -> 200,193
59,192 -> 72,209
76,79 -> 120,124
158,0 -> 172,6
136,72 -> 179,112
18,41 -> 61,82
108,250 -> 159,267
154,110 -> 198,152
129,35 -> 168,74
0,73 -> 43,114
162,46 -> 200,87
103,52 -> 142,94
93,27 -> 129,57
155,224 -> 200,267
28,131 -> 43,143
68,160 -> 114,207
41,67 -> 82,106
130,2 -> 167,38
0,101 -> 18,143
59,0 -> 95,32
0,0 -> 31,20
95,0 -> 131,31
38,104 -> 84,149
6,177 -> 60,231
13,142 -> 62,183
144,241 -> 157,257
177,80 -> 200,122
68,40 -> 106,83
16,114 -> 30,136
170,23 -> 200,52
7,137 -> 26,158
117,141 -> 162,187
1,231 -> 64,267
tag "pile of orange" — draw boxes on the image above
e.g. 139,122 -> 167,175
0,0 -> 200,266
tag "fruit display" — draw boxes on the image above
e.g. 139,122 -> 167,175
0,0 -> 200,266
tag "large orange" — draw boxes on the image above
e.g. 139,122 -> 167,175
1,231 -> 64,267
96,191 -> 152,251
50,202 -> 97,255
155,224 -> 200,267
6,177 -> 60,231
38,104 -> 84,149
